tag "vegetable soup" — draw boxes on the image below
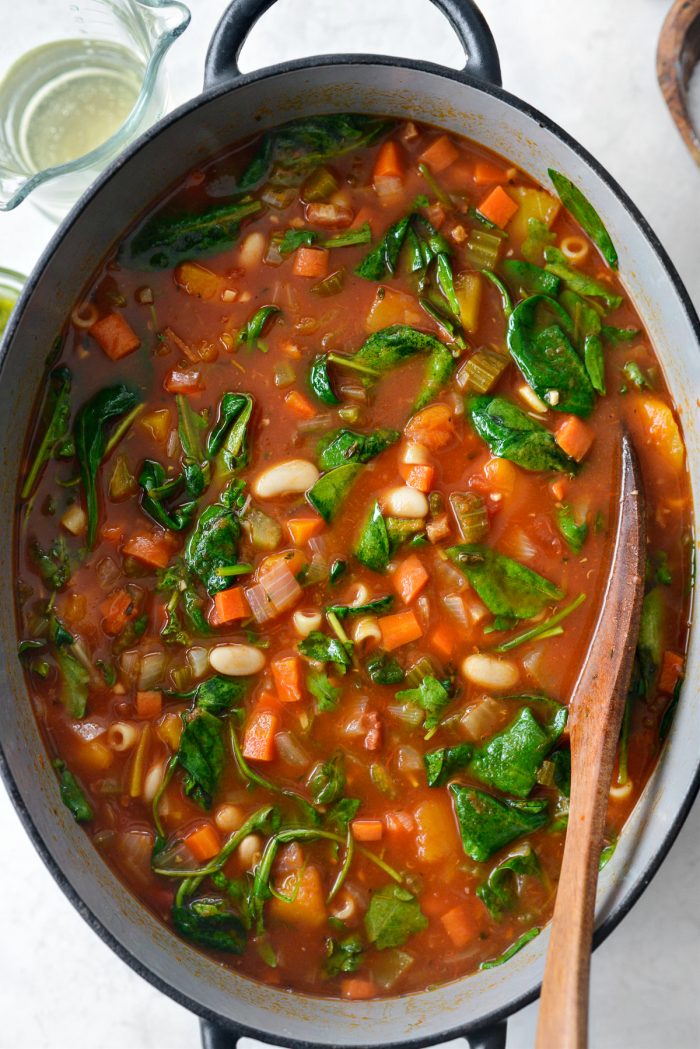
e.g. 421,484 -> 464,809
15,114 -> 692,997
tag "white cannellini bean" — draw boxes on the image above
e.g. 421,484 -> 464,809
107,721 -> 140,752
352,615 -> 381,645
293,609 -> 323,637
238,833 -> 263,870
215,803 -> 246,833
238,231 -> 266,269
461,653 -> 519,692
381,486 -> 429,519
60,504 -> 87,536
209,644 -> 266,676
143,762 -> 165,804
252,459 -> 319,499
350,583 -> 371,606
401,441 -> 430,465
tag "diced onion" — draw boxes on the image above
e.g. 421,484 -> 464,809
460,697 -> 507,741
506,528 -> 538,563
187,646 -> 209,679
60,504 -> 87,536
120,650 -> 142,687
96,556 -> 120,591
116,830 -> 155,886
154,836 -> 198,872
522,648 -> 549,688
344,698 -> 369,737
138,651 -> 166,691
395,745 -> 423,772
386,703 -> 423,728
443,592 -> 468,626
275,731 -> 310,768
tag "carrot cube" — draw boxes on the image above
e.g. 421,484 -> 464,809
373,140 -> 405,181
184,823 -> 221,862
429,622 -> 456,659
404,403 -> 454,451
341,977 -> 378,1000
271,656 -> 303,704
419,134 -> 459,173
477,185 -> 519,228
473,160 -> 507,185
287,516 -> 325,546
284,390 -> 317,419
136,691 -> 162,719
89,312 -> 141,361
122,533 -> 174,569
555,415 -> 594,462
242,707 -> 280,762
213,586 -> 250,625
378,610 -> 423,651
351,818 -> 384,842
391,555 -> 429,606
440,904 -> 478,948
293,246 -> 329,278
658,650 -> 684,695
163,368 -> 204,394
399,463 -> 435,493
100,588 -> 135,636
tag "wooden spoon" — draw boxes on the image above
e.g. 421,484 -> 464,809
536,431 -> 646,1049
657,0 -> 700,166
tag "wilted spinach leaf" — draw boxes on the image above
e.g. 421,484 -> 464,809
396,675 -> 451,733
477,844 -> 541,920
185,502 -> 241,594
21,367 -> 73,499
30,536 -> 71,592
325,934 -> 364,976
307,463 -> 362,523
207,392 -> 254,473
326,595 -> 393,619
469,395 -> 576,474
54,759 -> 93,822
556,503 -> 588,553
178,711 -> 226,808
317,427 -> 400,470
450,785 -> 549,862
307,753 -> 345,805
125,197 -> 263,270
446,543 -> 563,622
364,884 -> 428,950
354,325 -> 454,411
172,896 -> 247,953
56,647 -> 90,718
355,501 -> 391,572
365,650 -> 405,685
298,631 -> 352,672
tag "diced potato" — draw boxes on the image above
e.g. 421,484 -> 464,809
269,866 -> 327,928
77,739 -> 113,774
366,287 -> 424,333
454,272 -> 482,334
506,187 -> 560,244
140,409 -> 171,443
174,261 -> 225,300
414,797 -> 461,864
630,395 -> 685,475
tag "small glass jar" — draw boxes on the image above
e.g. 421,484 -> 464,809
0,267 -> 25,340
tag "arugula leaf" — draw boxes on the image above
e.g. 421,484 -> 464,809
326,934 -> 364,976
74,384 -> 140,548
506,295 -> 595,417
548,169 -> 618,269
126,197 -> 263,270
364,884 -> 428,950
178,711 -> 225,809
172,896 -> 247,953
501,259 -> 560,298
477,844 -> 541,920
307,753 -> 345,805
237,305 -> 280,351
298,631 -> 352,672
355,501 -> 391,572
30,536 -> 71,591
395,675 -> 451,733
355,215 -> 411,280
207,393 -> 254,472
307,670 -> 341,712
365,650 -> 405,685
450,785 -> 549,862
556,504 -> 588,553
469,395 -> 576,474
185,503 -> 241,594
424,743 -> 474,787
480,927 -> 540,969
21,367 -> 72,499
54,760 -> 92,822
543,247 -> 622,310
279,228 -> 317,255
353,325 -> 454,411
317,427 -> 400,470
55,647 -> 90,718
326,595 -> 393,619
308,353 -> 340,405
446,543 -> 564,622
307,463 -> 362,523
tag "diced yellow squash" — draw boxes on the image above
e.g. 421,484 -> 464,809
455,272 -> 482,334
365,286 -> 424,333
174,261 -> 225,301
140,408 -> 171,443
506,187 -> 561,244
414,797 -> 461,864
269,866 -> 327,928
630,395 -> 685,475
77,739 -> 113,774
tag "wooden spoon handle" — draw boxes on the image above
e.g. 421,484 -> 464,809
536,433 -> 646,1049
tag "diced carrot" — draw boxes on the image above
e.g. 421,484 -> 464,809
351,818 -> 384,842
269,866 -> 327,928
419,134 -> 459,173
391,555 -> 429,605
429,622 -> 456,659
293,246 -> 329,278
341,977 -> 378,1000
100,588 -> 136,636
550,478 -> 568,502
63,593 -> 87,626
373,139 -> 404,182
213,586 -> 250,625
136,691 -> 163,719
483,456 -> 517,494
287,516 -> 325,546
122,532 -> 174,569
101,523 -> 124,544
174,261 -> 224,300
404,403 -> 454,451
399,463 -> 435,493
440,904 -> 478,948
284,389 -> 317,419
184,823 -> 221,863
89,312 -> 140,361
379,610 -> 423,651
555,415 -> 594,462
477,185 -> 519,228
271,655 -> 303,704
242,707 -> 280,762
473,160 -> 507,185
164,368 -> 203,394
658,650 -> 684,695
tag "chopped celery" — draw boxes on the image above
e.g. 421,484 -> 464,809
450,492 -> 490,542
302,167 -> 339,202
456,346 -> 509,394
465,228 -> 502,270
312,269 -> 346,297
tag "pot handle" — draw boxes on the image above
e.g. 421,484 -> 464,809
204,0 -> 501,89
200,1017 -> 508,1049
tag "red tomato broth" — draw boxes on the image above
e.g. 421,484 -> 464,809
14,115 -> 692,997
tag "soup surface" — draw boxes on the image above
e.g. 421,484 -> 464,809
15,114 -> 692,998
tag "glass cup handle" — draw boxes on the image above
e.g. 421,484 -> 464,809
203,0 -> 501,90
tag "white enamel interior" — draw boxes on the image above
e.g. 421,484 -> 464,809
0,60 -> 697,1047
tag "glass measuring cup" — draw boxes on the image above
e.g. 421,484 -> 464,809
0,0 -> 190,221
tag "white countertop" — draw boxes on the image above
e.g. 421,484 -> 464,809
1,2 -> 699,1047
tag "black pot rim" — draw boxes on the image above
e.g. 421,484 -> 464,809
1,51 -> 699,1049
